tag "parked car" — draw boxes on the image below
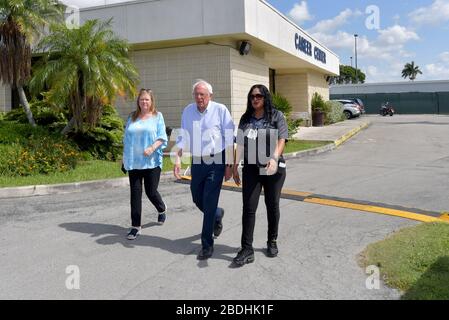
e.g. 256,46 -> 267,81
335,98 -> 366,114
349,98 -> 366,114
331,99 -> 361,119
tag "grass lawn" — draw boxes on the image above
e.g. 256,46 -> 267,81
0,139 -> 331,188
0,157 -> 188,188
359,222 -> 449,300
284,140 -> 332,154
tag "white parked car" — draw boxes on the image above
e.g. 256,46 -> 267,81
332,99 -> 361,119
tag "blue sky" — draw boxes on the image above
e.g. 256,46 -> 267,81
266,0 -> 449,82
62,0 -> 449,83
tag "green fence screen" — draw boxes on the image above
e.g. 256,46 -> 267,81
330,91 -> 449,114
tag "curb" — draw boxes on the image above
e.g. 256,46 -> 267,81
285,120 -> 370,160
0,122 -> 370,199
334,121 -> 370,147
0,171 -> 175,199
178,177 -> 449,224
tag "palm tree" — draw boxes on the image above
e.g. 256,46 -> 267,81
30,19 -> 139,134
0,0 -> 64,126
402,61 -> 423,81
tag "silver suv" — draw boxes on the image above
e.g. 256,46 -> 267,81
333,99 -> 362,119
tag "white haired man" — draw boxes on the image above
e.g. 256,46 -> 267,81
174,79 -> 234,260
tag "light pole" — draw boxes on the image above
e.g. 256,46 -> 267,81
350,56 -> 353,68
354,34 -> 358,84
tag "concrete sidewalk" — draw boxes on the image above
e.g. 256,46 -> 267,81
293,116 -> 370,145
0,117 -> 370,199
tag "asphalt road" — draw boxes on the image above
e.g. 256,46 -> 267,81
1,115 -> 448,300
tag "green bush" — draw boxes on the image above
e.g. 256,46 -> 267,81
0,130 -> 80,176
272,93 -> 302,137
4,100 -> 67,126
311,92 -> 326,112
68,105 -> 125,161
324,100 -> 345,125
0,120 -> 52,144
5,102 -> 125,161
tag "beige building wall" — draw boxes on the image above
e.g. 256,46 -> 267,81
275,73 -> 308,114
307,70 -> 330,105
275,71 -> 330,126
0,84 -> 11,113
230,50 -> 269,123
116,44 -> 232,127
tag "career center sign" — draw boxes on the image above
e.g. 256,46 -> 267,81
294,33 -> 326,64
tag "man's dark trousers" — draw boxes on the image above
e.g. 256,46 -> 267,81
190,160 -> 225,249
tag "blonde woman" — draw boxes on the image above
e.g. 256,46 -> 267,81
123,89 -> 168,240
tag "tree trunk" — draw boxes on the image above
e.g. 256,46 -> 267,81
17,86 -> 36,127
61,117 -> 76,135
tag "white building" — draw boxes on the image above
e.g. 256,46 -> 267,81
1,0 -> 339,126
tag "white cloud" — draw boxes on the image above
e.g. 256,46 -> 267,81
439,52 -> 449,63
425,64 -> 449,78
409,0 -> 449,26
308,9 -> 361,34
307,9 -> 421,83
377,25 -> 419,45
288,1 -> 313,25
424,52 -> 449,79
366,65 -> 379,78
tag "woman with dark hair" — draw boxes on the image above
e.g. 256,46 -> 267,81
232,84 -> 288,266
122,89 -> 168,240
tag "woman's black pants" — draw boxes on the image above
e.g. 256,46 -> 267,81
241,164 -> 286,250
128,167 -> 165,227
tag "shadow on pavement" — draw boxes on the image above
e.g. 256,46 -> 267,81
401,256 -> 449,300
59,222 -> 238,263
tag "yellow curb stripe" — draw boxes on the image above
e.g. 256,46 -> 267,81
282,189 -> 313,197
304,197 -> 444,223
222,181 -> 241,188
335,123 -> 369,147
179,176 -> 448,224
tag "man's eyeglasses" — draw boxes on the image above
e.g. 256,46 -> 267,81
250,94 -> 264,100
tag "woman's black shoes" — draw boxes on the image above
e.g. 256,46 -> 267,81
233,248 -> 255,266
266,241 -> 278,257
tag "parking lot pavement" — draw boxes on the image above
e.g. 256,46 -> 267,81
0,179 -> 416,300
1,115 -> 447,300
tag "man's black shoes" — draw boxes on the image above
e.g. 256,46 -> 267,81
213,207 -> 224,237
197,247 -> 214,260
233,248 -> 255,266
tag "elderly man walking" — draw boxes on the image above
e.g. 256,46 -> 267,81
174,79 -> 234,260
